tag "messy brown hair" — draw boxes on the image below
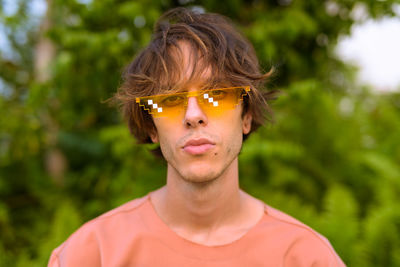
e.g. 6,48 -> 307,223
114,7 -> 277,147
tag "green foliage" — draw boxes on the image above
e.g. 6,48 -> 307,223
1,0 -> 400,266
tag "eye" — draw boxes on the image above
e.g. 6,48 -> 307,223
209,90 -> 227,100
161,95 -> 185,107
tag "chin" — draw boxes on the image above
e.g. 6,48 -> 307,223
180,165 -> 220,184
182,174 -> 218,184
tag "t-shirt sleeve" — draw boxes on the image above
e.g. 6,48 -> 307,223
47,225 -> 102,267
283,232 -> 346,267
47,252 -> 60,267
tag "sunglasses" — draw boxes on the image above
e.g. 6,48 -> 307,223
136,86 -> 250,118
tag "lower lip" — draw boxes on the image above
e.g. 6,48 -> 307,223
183,144 -> 215,155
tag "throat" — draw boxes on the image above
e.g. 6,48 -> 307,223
150,186 -> 265,246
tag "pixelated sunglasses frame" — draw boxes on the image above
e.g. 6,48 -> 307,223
135,86 -> 251,117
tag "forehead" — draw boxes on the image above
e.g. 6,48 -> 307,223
159,41 -> 228,93
178,42 -> 211,81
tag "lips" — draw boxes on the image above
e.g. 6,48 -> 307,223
182,138 -> 216,155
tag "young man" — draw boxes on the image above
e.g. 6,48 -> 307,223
48,7 -> 345,267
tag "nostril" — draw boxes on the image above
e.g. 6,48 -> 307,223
199,120 -> 204,124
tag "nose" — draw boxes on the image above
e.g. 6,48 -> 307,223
183,96 -> 208,128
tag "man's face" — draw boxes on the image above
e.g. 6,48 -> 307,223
149,42 -> 252,183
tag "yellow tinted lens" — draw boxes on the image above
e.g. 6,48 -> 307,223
136,92 -> 187,118
136,86 -> 250,118
198,87 -> 249,116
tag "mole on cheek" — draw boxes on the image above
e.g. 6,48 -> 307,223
214,153 -> 218,156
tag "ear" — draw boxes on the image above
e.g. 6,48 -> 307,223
150,129 -> 159,143
242,112 -> 252,135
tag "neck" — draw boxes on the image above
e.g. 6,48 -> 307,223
156,158 -> 244,232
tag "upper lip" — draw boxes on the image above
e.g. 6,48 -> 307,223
183,138 -> 215,148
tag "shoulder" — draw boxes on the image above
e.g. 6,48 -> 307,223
48,195 -> 149,267
263,204 -> 346,267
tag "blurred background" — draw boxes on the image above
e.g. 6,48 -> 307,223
1,0 -> 400,266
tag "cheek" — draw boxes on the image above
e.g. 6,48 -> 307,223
157,133 -> 176,162
153,121 -> 180,157
153,118 -> 178,140
218,115 -> 244,151
157,127 -> 176,147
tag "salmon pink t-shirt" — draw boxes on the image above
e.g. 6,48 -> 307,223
48,193 -> 346,266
